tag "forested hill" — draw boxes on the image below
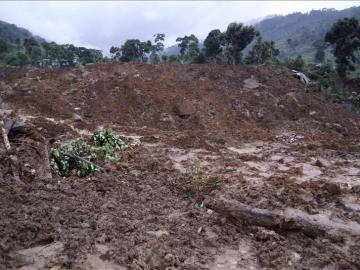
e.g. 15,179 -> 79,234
0,20 -> 45,48
255,6 -> 360,60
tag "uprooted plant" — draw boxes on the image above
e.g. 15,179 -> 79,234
50,129 -> 129,177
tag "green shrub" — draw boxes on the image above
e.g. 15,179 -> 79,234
50,129 -> 129,177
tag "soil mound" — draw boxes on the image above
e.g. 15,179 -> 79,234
1,63 -> 360,270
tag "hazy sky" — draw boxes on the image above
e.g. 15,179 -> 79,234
0,1 -> 359,54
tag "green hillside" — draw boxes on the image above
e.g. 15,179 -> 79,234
0,20 -> 45,49
255,6 -> 360,62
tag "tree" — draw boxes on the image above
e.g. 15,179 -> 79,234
149,51 -> 160,64
153,33 -> 165,52
325,17 -> 360,78
246,37 -> 279,64
161,55 -> 168,62
149,33 -> 165,64
0,38 -> 11,54
204,29 -> 223,61
168,55 -> 180,63
110,46 -> 120,59
3,52 -> 30,66
176,34 -> 200,63
286,55 -> 305,71
119,39 -> 151,62
224,22 -> 258,64
312,40 -> 327,63
192,52 -> 207,64
76,47 -> 103,64
23,37 -> 42,64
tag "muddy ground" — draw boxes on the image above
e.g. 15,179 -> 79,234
1,63 -> 360,269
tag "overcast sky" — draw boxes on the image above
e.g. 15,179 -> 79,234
0,1 -> 359,54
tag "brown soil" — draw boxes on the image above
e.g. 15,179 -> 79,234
1,63 -> 360,270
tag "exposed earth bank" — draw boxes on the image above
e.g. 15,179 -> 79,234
1,63 -> 360,269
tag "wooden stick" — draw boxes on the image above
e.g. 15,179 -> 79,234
41,140 -> 53,179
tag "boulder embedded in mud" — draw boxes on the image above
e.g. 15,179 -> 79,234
243,77 -> 260,90
0,81 -> 14,98
174,99 -> 196,117
72,113 -> 82,122
11,242 -> 64,269
63,73 -> 78,83
324,182 -> 341,195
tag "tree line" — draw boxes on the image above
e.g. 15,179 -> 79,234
109,22 -> 279,65
0,37 -> 103,67
0,18 -> 359,79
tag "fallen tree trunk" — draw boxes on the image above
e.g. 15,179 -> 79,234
65,153 -> 107,173
41,140 -> 53,179
205,197 -> 360,237
1,118 -> 11,151
1,111 -> 21,182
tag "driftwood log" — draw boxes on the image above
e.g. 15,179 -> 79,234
205,197 -> 360,237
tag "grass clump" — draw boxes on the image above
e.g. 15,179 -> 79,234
188,159 -> 220,192
50,129 -> 129,177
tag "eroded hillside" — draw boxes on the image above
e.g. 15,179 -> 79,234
1,63 -> 360,270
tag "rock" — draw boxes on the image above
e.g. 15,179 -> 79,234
17,266 -> 38,270
11,242 -> 64,270
76,254 -> 126,270
243,77 -> 260,89
72,113 -> 82,122
164,253 -> 176,266
324,182 -> 341,195
174,99 -> 196,117
81,71 -> 91,79
314,159 -> 324,167
147,230 -> 169,238
0,81 -> 14,98
63,73 -> 77,83
309,111 -> 317,116
257,111 -> 264,120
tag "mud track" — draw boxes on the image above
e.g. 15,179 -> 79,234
1,63 -> 360,269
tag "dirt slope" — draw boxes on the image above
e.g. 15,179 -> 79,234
1,63 -> 360,270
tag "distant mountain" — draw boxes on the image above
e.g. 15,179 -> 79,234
164,6 -> 360,62
0,20 -> 45,48
254,6 -> 360,61
163,44 -> 180,55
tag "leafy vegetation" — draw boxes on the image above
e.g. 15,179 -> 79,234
188,159 -> 220,192
50,129 -> 129,177
245,37 -> 280,64
255,6 -> 360,60
0,20 -> 102,67
325,17 -> 360,77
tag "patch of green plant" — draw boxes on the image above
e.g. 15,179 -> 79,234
188,159 -> 220,192
65,88 -> 78,94
92,129 -> 129,150
329,87 -> 347,103
349,93 -> 360,107
50,129 -> 129,177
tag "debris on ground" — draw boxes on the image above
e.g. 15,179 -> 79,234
292,70 -> 311,85
276,133 -> 305,143
1,63 -> 360,270
50,129 -> 129,177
